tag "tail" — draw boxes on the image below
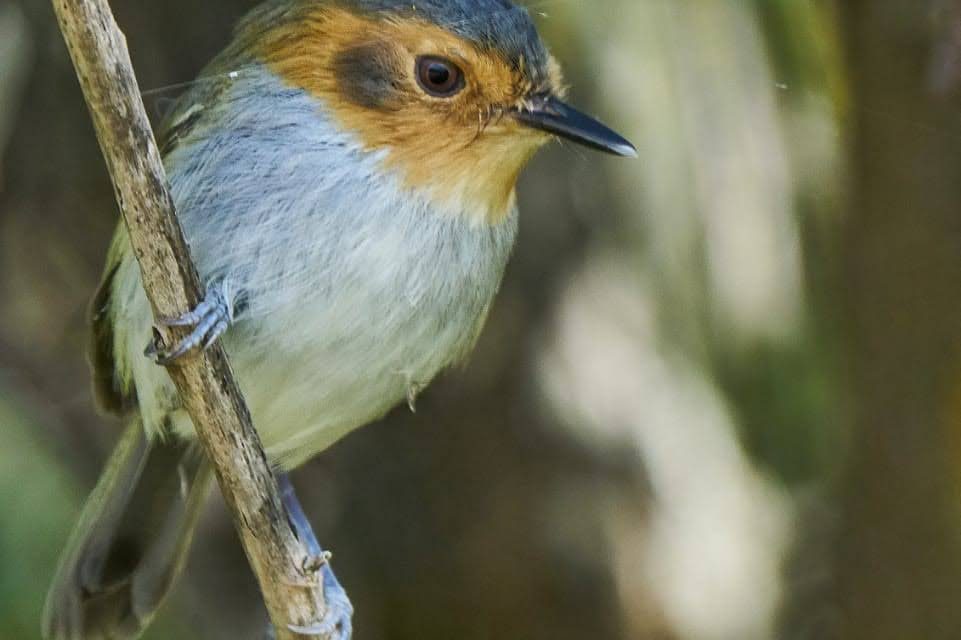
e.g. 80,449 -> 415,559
42,420 -> 213,640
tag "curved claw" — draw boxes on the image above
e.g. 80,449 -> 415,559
268,475 -> 354,640
268,564 -> 353,639
158,294 -> 219,327
145,280 -> 236,365
287,565 -> 354,639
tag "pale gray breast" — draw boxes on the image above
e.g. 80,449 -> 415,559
162,65 -> 518,458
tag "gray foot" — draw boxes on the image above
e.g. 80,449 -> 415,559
277,474 -> 354,639
145,279 -> 237,365
286,563 -> 354,639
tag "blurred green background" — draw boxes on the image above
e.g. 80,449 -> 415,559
3,0 -> 961,638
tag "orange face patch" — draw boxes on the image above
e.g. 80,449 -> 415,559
251,5 -> 564,224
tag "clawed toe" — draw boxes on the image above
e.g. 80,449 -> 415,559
267,476 -> 353,639
158,294 -> 220,328
287,605 -> 353,640
278,564 -> 353,639
145,280 -> 236,365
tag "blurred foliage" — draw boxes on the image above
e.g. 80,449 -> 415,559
0,394 -> 188,640
3,0 -> 961,639
0,396 -> 76,640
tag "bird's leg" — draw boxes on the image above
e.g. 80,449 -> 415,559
145,278 -> 243,365
273,473 -> 354,640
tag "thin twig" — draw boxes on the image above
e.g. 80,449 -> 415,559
49,1 -> 329,638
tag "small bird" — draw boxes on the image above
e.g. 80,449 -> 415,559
43,1 -> 635,638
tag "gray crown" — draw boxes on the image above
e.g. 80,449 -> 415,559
353,0 -> 551,85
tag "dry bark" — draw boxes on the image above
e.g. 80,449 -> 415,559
49,1 -> 330,637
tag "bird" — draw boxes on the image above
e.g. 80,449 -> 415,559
42,0 -> 636,638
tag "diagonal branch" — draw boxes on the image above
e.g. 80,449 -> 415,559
50,1 -> 330,638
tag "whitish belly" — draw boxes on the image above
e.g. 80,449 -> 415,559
230,294 -> 487,468
214,216 -> 517,467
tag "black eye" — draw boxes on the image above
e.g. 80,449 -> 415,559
416,56 -> 465,97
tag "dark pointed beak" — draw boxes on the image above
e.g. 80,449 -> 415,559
514,95 -> 637,158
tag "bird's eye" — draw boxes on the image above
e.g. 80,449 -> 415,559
415,56 -> 465,98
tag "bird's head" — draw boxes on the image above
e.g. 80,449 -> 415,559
244,0 -> 636,223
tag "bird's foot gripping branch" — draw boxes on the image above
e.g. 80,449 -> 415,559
47,1 -> 335,639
